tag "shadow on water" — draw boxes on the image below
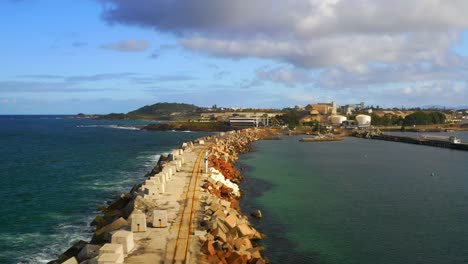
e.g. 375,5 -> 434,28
237,163 -> 322,264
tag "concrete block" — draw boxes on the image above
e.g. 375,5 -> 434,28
143,194 -> 157,201
156,182 -> 165,193
97,253 -> 123,264
163,167 -> 173,176
62,257 -> 78,264
174,161 -> 181,171
111,230 -> 134,254
144,179 -> 156,186
143,184 -> 158,196
149,176 -> 161,183
99,244 -> 123,258
152,210 -> 168,228
199,140 -> 205,145
77,244 -> 100,262
130,212 -> 147,232
177,156 -> 185,164
165,171 -> 171,181
178,149 -> 184,155
155,173 -> 166,184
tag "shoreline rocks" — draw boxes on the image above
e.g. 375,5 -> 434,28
195,128 -> 277,264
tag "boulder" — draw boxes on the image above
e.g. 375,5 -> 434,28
77,244 -> 101,262
212,228 -> 227,243
233,237 -> 253,251
224,214 -> 237,229
236,224 -> 254,237
79,256 -> 98,264
201,240 -> 216,256
250,210 -> 262,219
226,251 -> 246,264
62,257 -> 78,264
92,218 -> 128,243
55,240 -> 88,263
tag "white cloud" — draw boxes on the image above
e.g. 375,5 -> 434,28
98,0 -> 468,106
100,40 -> 149,52
255,66 -> 311,85
100,0 -> 468,69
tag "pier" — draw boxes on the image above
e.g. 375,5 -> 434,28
48,129 -> 271,264
368,134 -> 468,151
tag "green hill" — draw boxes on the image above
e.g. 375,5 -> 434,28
125,102 -> 204,120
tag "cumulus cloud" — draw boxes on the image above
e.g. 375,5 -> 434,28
99,0 -> 468,69
256,66 -> 312,85
97,0 -> 468,105
100,39 -> 149,52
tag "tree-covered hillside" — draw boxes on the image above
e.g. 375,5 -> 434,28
128,103 -> 201,115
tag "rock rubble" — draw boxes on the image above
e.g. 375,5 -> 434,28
196,128 -> 278,264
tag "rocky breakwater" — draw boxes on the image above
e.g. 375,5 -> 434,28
47,139 -> 203,264
194,128 -> 276,264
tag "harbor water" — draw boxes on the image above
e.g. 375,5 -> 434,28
239,133 -> 468,264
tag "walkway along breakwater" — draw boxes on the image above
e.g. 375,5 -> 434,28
47,128 -> 276,264
354,131 -> 468,151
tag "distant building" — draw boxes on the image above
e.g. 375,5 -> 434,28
305,101 -> 337,115
340,102 -> 365,115
229,115 -> 273,127
229,117 -> 259,127
342,120 -> 358,129
201,111 -> 280,122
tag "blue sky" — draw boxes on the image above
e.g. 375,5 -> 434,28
1,0 -> 468,114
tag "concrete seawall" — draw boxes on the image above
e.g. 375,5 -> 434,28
368,134 -> 468,151
48,128 -> 276,264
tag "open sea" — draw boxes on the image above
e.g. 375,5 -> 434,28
0,115 -> 208,264
239,132 -> 468,264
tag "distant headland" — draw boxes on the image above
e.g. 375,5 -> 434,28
70,101 -> 468,132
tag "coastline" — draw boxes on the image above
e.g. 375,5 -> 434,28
47,128 -> 277,264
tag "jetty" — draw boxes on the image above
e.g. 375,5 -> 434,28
299,137 -> 342,142
364,133 -> 468,151
48,128 -> 271,264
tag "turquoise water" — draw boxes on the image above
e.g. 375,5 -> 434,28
0,116 -> 207,264
239,134 -> 468,264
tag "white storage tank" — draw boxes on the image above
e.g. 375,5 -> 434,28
356,114 -> 371,126
329,115 -> 347,125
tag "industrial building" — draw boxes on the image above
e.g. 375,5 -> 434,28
305,102 -> 337,115
229,115 -> 272,127
340,102 -> 365,115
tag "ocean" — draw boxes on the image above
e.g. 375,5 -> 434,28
238,133 -> 468,264
0,116 -> 208,264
